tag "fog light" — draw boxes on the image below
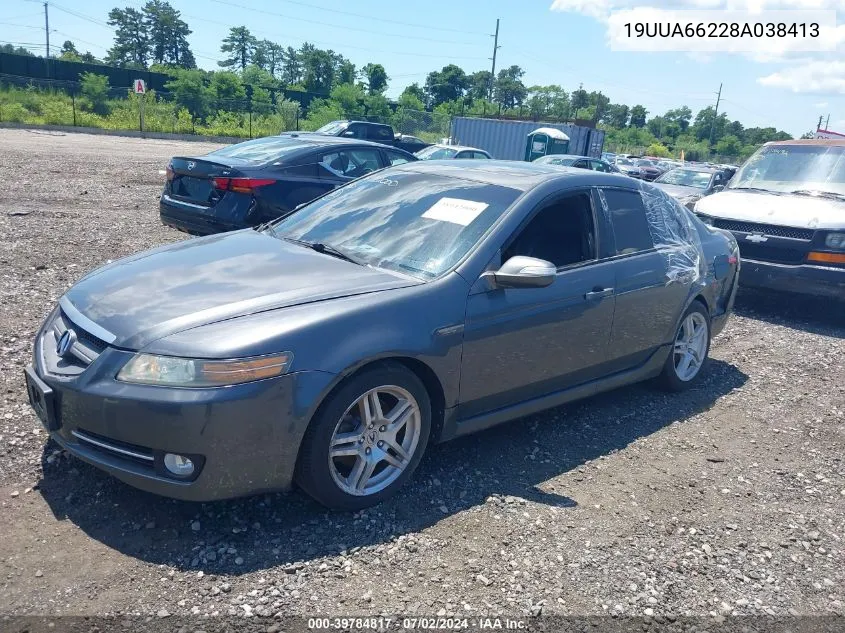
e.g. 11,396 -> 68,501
163,453 -> 195,476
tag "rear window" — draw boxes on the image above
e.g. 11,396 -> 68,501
600,189 -> 655,255
206,137 -> 311,164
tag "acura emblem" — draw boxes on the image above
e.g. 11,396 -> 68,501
186,161 -> 195,170
745,233 -> 768,243
56,329 -> 77,357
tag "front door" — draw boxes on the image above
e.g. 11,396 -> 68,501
458,191 -> 616,419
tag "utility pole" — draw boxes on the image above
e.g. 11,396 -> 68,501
818,115 -> 823,131
44,2 -> 50,78
825,114 -> 830,130
708,83 -> 722,147
44,2 -> 50,58
488,19 -> 500,102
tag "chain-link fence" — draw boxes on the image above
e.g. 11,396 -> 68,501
0,74 -> 451,144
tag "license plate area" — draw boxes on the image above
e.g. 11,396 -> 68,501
24,366 -> 60,431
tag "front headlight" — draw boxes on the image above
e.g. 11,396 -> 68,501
824,232 -> 845,250
116,352 -> 293,387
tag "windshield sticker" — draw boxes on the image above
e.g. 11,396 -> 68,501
422,198 -> 489,226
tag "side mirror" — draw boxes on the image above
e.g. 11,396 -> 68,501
483,256 -> 556,289
712,184 -> 725,192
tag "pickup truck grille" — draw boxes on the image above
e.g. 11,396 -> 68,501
713,219 -> 814,241
736,242 -> 807,265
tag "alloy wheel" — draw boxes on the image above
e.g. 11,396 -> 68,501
673,312 -> 708,382
328,385 -> 422,496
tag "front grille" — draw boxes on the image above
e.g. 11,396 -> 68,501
737,242 -> 807,265
43,309 -> 108,375
71,429 -> 155,465
714,219 -> 814,240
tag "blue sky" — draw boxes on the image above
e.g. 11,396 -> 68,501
2,0 -> 843,137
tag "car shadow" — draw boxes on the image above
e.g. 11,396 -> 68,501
37,359 -> 747,575
733,287 -> 845,339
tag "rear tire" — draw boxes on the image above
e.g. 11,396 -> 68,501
295,362 -> 431,511
659,300 -> 711,392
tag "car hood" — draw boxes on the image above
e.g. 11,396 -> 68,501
63,230 -> 420,350
695,190 -> 845,230
652,183 -> 703,199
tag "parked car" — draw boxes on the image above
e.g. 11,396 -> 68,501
601,151 -> 617,163
25,161 -> 739,509
160,134 -> 417,235
533,154 -> 620,173
635,159 -> 665,181
414,144 -> 492,160
312,120 -> 430,153
652,166 -> 729,209
694,139 -> 845,299
614,157 -> 644,178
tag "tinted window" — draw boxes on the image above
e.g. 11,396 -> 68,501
473,152 -> 490,159
369,126 -> 393,141
416,146 -> 459,160
344,124 -> 365,139
591,160 -> 611,173
271,172 -> 521,279
282,163 -> 318,177
385,150 -> 412,166
503,193 -> 596,268
318,149 -> 382,178
601,189 -> 654,255
573,160 -> 589,169
205,137 -> 312,164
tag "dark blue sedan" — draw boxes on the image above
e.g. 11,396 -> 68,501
26,161 -> 739,510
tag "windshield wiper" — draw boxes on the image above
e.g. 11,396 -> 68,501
282,237 -> 363,265
788,189 -> 845,201
253,221 -> 278,237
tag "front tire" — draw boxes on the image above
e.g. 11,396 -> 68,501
659,300 -> 711,392
295,362 -> 431,510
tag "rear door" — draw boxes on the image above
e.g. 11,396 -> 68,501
598,187 -> 688,371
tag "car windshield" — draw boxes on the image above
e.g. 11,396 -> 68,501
416,146 -> 459,160
204,136 -> 312,164
268,171 -> 521,280
535,156 -> 575,165
616,158 -> 635,166
314,121 -> 348,135
656,169 -> 713,189
637,159 -> 656,167
729,144 -> 845,196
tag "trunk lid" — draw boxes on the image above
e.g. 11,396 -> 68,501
167,157 -> 246,207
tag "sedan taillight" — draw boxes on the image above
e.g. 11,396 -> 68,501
212,177 -> 276,194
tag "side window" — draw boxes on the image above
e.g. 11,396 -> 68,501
344,124 -> 364,139
386,150 -> 411,166
370,126 -> 393,142
282,163 -> 318,177
601,189 -> 654,255
502,193 -> 596,269
455,152 -> 472,159
573,159 -> 589,169
474,152 -> 490,159
318,149 -> 383,178
591,160 -> 610,173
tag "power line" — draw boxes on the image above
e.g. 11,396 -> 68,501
268,0 -> 490,37
187,14 -> 490,62
49,2 -> 111,28
207,0 -> 488,47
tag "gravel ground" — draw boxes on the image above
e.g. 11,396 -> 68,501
0,129 -> 843,621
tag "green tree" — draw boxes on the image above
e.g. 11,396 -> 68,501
424,64 -> 468,107
645,142 -> 671,158
629,104 -> 648,128
664,106 -> 692,132
715,134 -> 742,157
143,0 -> 194,68
493,65 -> 527,110
106,7 -> 150,67
165,68 -> 211,118
0,44 -> 35,56
570,84 -> 589,118
59,41 -> 80,60
604,103 -> 629,128
400,83 -> 426,105
467,70 -> 493,101
280,46 -> 302,85
588,90 -> 610,123
299,44 -> 336,93
360,63 -> 388,94
209,71 -> 246,105
79,72 -> 110,115
336,59 -> 356,85
218,26 -> 256,71
254,40 -> 284,77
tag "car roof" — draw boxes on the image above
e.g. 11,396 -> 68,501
429,143 -> 486,152
276,132 -> 407,150
669,165 -> 721,173
541,154 -> 590,160
388,159 -> 628,191
765,139 -> 845,147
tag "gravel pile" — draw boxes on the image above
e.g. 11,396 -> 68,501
0,129 -> 842,620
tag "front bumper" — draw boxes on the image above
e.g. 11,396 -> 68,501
739,258 -> 845,300
27,343 -> 336,501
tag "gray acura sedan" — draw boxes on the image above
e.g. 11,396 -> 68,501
25,161 -> 739,510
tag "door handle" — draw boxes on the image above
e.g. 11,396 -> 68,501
585,287 -> 614,300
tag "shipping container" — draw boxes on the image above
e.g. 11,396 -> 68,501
450,117 -> 605,161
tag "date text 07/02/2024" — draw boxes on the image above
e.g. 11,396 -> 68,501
307,616 -> 529,630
